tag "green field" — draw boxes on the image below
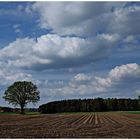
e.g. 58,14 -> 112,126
126,111 -> 140,114
0,111 -> 40,115
0,111 -> 140,115
0,112 -> 17,115
24,111 -> 41,115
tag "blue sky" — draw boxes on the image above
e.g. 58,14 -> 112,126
0,2 -> 140,108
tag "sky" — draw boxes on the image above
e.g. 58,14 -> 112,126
0,1 -> 140,107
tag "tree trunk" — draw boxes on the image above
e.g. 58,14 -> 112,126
20,104 -> 24,114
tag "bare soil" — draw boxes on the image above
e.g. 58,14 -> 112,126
0,112 -> 140,138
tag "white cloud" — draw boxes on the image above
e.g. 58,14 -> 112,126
0,33 -> 118,70
32,2 -> 104,34
0,66 -> 32,86
94,63 -> 140,91
123,35 -> 140,46
109,63 -> 140,81
108,5 -> 140,36
30,1 -> 140,46
123,35 -> 135,43
74,73 -> 91,81
0,37 -> 52,69
31,2 -> 140,37
32,2 -> 126,36
97,33 -> 119,42
13,24 -> 22,33
13,24 -> 21,29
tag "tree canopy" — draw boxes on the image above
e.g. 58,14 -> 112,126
3,81 -> 40,114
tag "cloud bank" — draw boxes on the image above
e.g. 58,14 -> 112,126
39,63 -> 140,101
0,33 -> 119,70
32,2 -> 140,37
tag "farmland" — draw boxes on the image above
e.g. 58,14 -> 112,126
0,112 -> 140,138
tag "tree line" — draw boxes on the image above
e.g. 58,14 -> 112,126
39,98 -> 140,113
0,106 -> 13,112
2,80 -> 140,114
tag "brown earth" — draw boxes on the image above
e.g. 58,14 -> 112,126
0,112 -> 140,138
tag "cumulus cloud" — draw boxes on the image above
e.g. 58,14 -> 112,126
31,2 -> 140,38
0,33 -> 118,70
94,63 -> 140,92
109,63 -> 140,81
0,66 -> 32,86
31,2 -> 118,36
74,73 -> 91,81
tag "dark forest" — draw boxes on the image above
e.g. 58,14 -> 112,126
39,98 -> 140,113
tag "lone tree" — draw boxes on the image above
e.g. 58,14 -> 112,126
3,81 -> 40,114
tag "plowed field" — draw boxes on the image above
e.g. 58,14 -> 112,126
0,112 -> 140,138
